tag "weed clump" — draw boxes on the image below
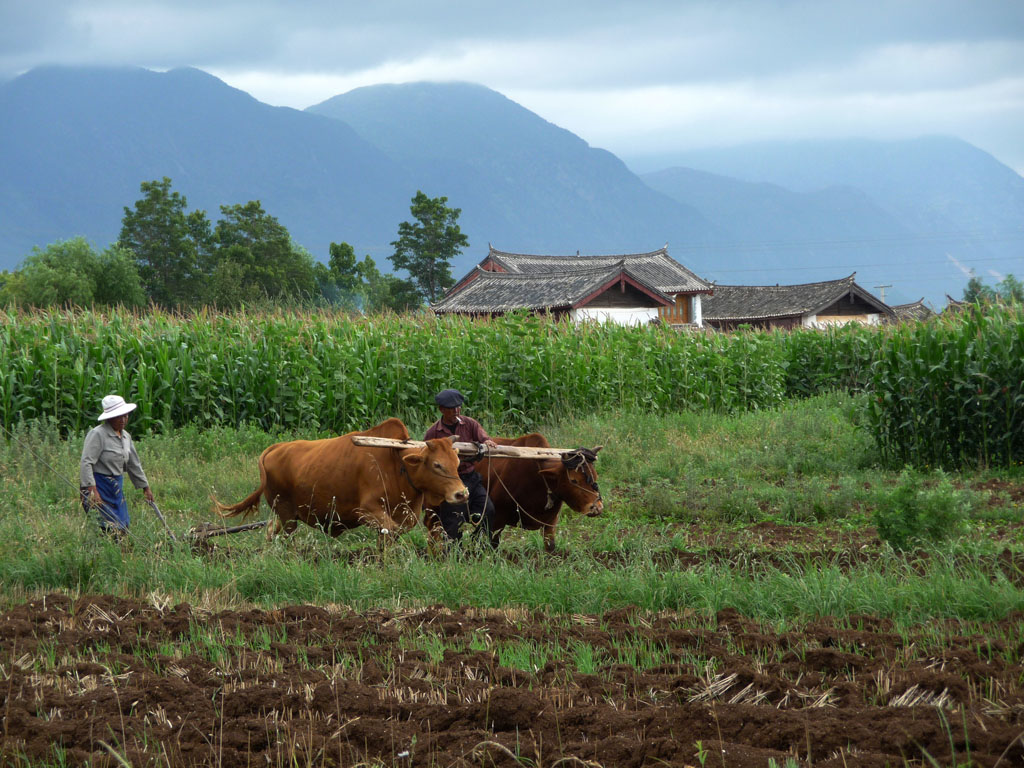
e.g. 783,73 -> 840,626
873,469 -> 969,550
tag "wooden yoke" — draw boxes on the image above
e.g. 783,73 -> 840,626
349,435 -> 573,461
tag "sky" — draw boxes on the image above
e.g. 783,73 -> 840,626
2,0 -> 1023,175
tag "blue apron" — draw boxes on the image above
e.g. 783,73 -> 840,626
84,473 -> 130,531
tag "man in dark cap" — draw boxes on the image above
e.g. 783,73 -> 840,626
424,388 -> 497,544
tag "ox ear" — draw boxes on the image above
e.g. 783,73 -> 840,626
403,452 -> 424,468
539,465 -> 561,479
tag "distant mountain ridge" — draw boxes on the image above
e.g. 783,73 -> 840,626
0,65 -> 411,264
1,65 -> 1021,306
306,82 -> 718,259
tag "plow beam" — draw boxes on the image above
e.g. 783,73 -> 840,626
350,435 -> 573,460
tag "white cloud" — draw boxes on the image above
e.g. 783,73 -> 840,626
3,0 -> 1023,171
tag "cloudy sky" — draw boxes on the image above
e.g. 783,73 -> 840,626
3,0 -> 1023,173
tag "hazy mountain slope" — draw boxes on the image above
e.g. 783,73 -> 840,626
642,168 -> 905,239
633,138 -> 1024,249
641,167 -> 920,284
636,140 -> 1024,303
307,82 -> 720,276
0,66 -> 411,268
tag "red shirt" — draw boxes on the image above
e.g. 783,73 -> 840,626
424,415 -> 490,475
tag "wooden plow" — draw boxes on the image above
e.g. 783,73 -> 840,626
349,436 -> 579,460
187,519 -> 269,544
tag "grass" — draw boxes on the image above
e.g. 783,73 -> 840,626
0,392 -> 1021,629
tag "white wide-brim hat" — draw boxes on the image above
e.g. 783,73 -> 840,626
98,394 -> 137,421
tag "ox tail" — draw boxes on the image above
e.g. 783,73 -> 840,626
212,486 -> 263,520
212,448 -> 269,520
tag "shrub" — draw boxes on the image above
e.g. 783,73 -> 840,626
873,469 -> 969,550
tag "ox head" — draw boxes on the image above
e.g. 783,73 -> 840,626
402,435 -> 469,507
540,446 -> 604,517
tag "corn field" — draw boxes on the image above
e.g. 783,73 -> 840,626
1,306 -> 1020,469
0,308 -> 845,434
865,303 -> 1024,469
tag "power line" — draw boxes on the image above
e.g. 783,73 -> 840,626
707,254 -> 1024,274
672,230 -> 1024,255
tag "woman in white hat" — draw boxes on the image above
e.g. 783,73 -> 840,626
79,394 -> 155,536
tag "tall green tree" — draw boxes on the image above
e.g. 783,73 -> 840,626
321,241 -> 420,313
389,191 -> 468,304
118,177 -> 212,307
1,237 -> 146,309
328,241 -> 362,295
211,201 -> 317,303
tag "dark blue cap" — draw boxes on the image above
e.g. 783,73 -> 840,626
435,388 -> 465,408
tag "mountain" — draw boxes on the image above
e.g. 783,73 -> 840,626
306,82 -> 719,274
0,65 -> 412,267
1,66 -> 1020,307
634,139 -> 1024,304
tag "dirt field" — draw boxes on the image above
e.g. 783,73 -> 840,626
2,583 -> 1022,768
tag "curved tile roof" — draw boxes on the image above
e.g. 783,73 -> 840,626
432,262 -> 672,314
891,299 -> 935,322
702,274 -> 893,321
482,245 -> 712,294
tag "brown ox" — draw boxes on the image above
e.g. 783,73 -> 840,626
477,434 -> 603,552
215,418 -> 468,542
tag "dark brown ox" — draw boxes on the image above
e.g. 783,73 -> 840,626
477,434 -> 603,552
215,418 -> 467,542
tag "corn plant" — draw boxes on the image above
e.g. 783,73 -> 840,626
865,303 -> 1024,469
0,307 -> 833,435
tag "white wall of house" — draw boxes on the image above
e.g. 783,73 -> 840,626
804,313 -> 882,328
692,295 -> 703,327
571,307 -> 661,326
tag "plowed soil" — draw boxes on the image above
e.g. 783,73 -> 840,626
2,592 -> 1022,767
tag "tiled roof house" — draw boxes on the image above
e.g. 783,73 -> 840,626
436,246 -> 713,326
702,274 -> 895,331
431,261 -> 675,325
890,299 -> 935,323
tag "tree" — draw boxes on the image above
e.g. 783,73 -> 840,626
328,242 -> 362,295
210,201 -> 317,303
322,241 -> 365,310
1,237 -> 146,309
389,191 -> 468,304
962,272 -> 1023,305
321,242 -> 422,313
962,273 -> 995,304
996,274 -> 1023,304
119,177 -> 212,307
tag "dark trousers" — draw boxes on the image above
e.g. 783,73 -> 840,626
436,470 -> 495,543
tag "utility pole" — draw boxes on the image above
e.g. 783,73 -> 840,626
874,284 -> 892,303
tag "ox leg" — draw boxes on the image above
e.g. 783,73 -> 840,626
543,524 -> 558,553
265,515 -> 300,541
265,496 -> 299,542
